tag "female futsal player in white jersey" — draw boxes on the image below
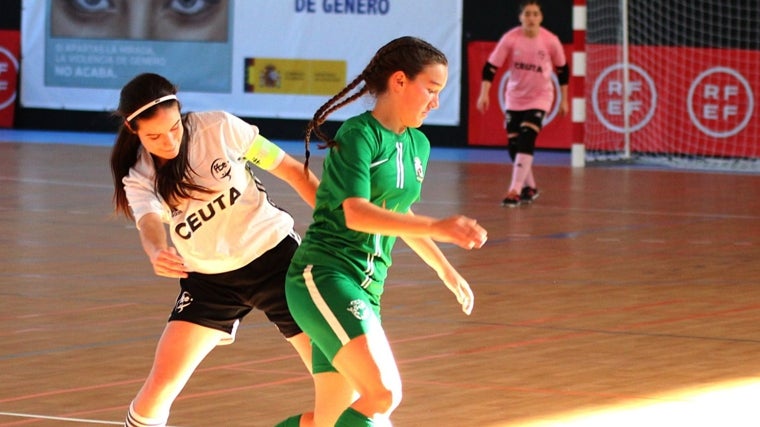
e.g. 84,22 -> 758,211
110,73 -> 319,427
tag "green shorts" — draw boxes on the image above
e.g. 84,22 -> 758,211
285,262 -> 382,373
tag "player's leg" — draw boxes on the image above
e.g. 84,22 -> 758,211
505,111 -> 519,162
248,235 -> 357,427
126,320 -> 225,426
503,110 -> 545,207
127,263 -> 255,427
510,136 -> 535,193
331,330 -> 401,426
275,369 -> 356,427
312,365 -> 359,426
279,264 -> 392,427
502,111 -> 526,206
254,235 -> 314,374
287,332 -> 312,373
280,333 -> 359,427
280,334 -> 358,427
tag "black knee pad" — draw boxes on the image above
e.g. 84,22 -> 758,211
507,137 -> 518,161
515,126 -> 538,155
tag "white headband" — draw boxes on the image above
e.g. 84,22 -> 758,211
126,94 -> 178,122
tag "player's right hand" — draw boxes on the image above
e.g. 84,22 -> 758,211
150,247 -> 188,278
432,215 -> 488,250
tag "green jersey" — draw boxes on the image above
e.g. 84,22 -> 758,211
292,111 -> 430,294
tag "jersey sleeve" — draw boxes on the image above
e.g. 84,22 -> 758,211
216,112 -> 255,154
550,33 -> 567,67
487,31 -> 513,67
221,111 -> 285,171
122,156 -> 170,228
318,127 -> 375,210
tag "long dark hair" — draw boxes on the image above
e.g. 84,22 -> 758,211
302,36 -> 447,170
110,73 -> 210,219
519,0 -> 542,13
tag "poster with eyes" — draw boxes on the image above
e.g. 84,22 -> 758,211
44,0 -> 233,92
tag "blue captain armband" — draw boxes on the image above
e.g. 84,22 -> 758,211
242,133 -> 285,170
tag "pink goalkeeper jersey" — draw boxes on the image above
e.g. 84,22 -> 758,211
488,26 -> 566,112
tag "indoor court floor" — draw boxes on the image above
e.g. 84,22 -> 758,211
1,129 -> 760,426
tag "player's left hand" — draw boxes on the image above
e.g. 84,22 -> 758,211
440,270 -> 474,315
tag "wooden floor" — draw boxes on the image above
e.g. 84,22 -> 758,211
1,138 -> 760,427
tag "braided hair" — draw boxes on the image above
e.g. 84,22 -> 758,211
302,36 -> 447,170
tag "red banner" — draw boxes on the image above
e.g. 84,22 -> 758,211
585,44 -> 760,158
466,41 -> 574,148
0,30 -> 20,128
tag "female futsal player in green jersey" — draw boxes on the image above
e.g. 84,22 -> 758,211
277,36 -> 488,427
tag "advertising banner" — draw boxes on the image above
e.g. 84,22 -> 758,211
21,0 -> 462,125
0,29 -> 20,128
586,44 -> 760,157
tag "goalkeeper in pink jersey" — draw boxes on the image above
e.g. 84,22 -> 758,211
476,0 -> 569,207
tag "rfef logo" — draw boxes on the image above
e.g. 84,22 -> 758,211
687,67 -> 754,138
0,46 -> 19,111
592,63 -> 657,133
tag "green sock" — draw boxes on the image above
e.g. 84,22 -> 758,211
334,407 -> 374,427
274,414 -> 302,427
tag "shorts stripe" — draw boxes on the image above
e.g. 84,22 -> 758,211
360,275 -> 372,289
303,264 -> 351,345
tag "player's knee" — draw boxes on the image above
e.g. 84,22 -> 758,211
358,380 -> 402,416
515,125 -> 539,155
367,385 -> 402,415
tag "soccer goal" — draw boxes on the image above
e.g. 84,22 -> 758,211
584,0 -> 760,171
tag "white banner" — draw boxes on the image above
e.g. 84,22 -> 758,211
21,0 -> 462,125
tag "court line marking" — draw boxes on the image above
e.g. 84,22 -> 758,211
0,411 -> 122,425
0,176 -> 111,189
0,411 -> 184,427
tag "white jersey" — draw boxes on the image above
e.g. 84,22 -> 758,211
123,111 -> 292,274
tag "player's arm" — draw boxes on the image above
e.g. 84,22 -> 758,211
243,134 -> 319,208
342,199 -> 487,250
555,63 -> 570,115
136,213 -> 187,278
400,212 -> 475,315
269,154 -> 320,209
476,62 -> 499,113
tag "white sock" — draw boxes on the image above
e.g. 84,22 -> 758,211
125,401 -> 168,427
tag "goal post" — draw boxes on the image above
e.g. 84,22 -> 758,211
584,0 -> 760,171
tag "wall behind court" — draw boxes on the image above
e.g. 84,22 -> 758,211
8,0 -> 573,147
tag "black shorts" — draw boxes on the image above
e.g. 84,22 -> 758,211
168,233 -> 302,343
505,109 -> 546,134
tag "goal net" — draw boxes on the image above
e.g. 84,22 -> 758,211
584,0 -> 760,171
